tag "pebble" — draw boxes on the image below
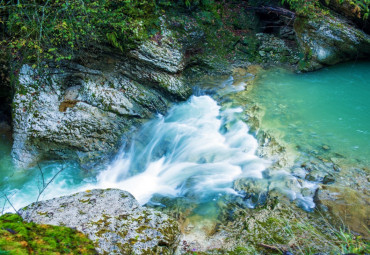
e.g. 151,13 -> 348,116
322,145 -> 330,150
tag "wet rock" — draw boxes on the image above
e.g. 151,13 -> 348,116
221,197 -> 344,254
291,167 -> 307,179
315,185 -> 370,238
19,189 -> 180,254
322,174 -> 335,184
301,187 -> 315,197
294,15 -> 370,71
306,169 -> 328,182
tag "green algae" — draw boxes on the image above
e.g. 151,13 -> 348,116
0,213 -> 96,254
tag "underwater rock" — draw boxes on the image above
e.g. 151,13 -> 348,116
19,189 -> 180,254
322,145 -> 330,151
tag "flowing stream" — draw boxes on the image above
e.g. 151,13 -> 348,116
0,61 -> 369,220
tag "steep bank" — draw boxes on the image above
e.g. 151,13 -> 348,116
11,30 -> 192,169
4,1 -> 370,169
0,1 -> 369,254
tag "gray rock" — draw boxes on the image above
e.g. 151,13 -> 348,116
294,15 -> 370,71
255,33 -> 300,64
129,28 -> 185,73
322,174 -> 335,184
12,32 -> 192,169
306,169 -> 328,182
19,189 -> 180,254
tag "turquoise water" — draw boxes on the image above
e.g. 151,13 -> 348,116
0,133 -> 92,211
0,61 -> 369,214
249,61 -> 370,167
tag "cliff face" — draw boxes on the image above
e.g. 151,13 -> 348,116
294,14 -> 370,71
8,4 -> 370,169
11,27 -> 193,169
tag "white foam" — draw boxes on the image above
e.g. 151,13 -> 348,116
92,96 -> 269,204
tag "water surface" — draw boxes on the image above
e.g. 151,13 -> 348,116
0,61 -> 369,216
248,61 -> 370,167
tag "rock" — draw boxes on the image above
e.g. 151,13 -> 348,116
315,185 -> 370,238
322,145 -> 330,151
19,189 -> 180,254
322,174 -> 335,184
128,26 -> 185,74
220,197 -> 344,254
12,34 -> 192,169
255,33 -> 300,65
320,0 -> 370,33
306,169 -> 327,182
10,18 -> 203,169
294,15 -> 370,71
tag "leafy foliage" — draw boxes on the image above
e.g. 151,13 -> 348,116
281,0 -> 320,16
0,213 -> 96,254
336,228 -> 370,254
282,0 -> 370,19
347,0 -> 370,19
1,0 -> 159,67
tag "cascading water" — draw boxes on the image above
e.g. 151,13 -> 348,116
0,74 -> 322,213
90,95 -> 269,204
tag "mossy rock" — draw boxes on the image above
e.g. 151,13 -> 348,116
0,213 -> 97,254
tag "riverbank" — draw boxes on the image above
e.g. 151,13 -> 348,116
0,0 -> 370,254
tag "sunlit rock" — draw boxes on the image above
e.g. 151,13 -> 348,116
19,189 -> 180,254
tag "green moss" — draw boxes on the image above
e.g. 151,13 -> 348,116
79,198 -> 91,204
0,213 -> 96,254
36,211 -> 48,216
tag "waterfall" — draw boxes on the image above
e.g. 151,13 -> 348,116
93,95 -> 269,204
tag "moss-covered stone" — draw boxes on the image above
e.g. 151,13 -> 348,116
19,189 -> 180,255
0,213 -> 96,254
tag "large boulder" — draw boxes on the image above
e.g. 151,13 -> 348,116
11,27 -> 192,169
294,15 -> 370,71
19,189 -> 180,254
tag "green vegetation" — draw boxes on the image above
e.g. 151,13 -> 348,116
349,0 -> 370,19
282,0 -> 370,18
0,213 -> 96,254
0,0 -> 222,68
1,0 -> 159,67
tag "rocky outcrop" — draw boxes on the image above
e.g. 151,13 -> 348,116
320,0 -> 370,33
294,15 -> 370,71
11,27 -> 192,169
19,189 -> 180,254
